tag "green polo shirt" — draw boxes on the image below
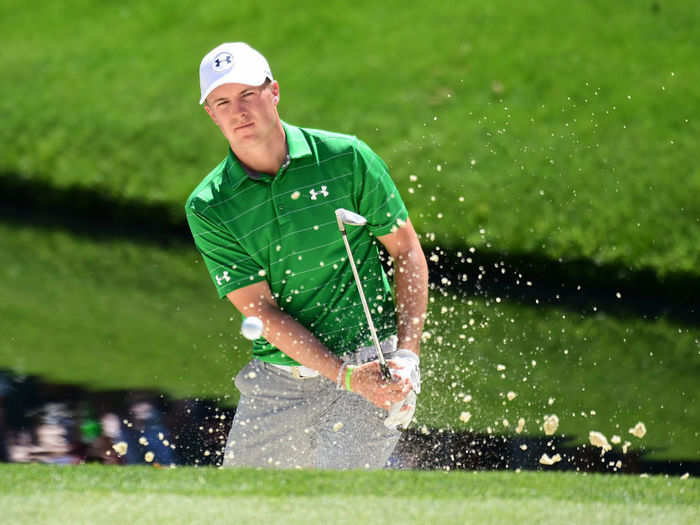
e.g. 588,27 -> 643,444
185,122 -> 408,365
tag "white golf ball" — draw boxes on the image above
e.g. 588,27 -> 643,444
241,316 -> 264,340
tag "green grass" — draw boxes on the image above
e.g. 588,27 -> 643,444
0,223 -> 245,400
2,223 -> 698,460
1,0 -> 699,276
418,296 -> 700,460
1,465 -> 697,524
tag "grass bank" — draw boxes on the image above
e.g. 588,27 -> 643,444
1,0 -> 698,277
1,464 -> 697,525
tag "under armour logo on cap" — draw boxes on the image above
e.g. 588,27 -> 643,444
213,53 -> 233,72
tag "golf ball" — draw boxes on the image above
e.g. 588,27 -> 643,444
241,316 -> 264,340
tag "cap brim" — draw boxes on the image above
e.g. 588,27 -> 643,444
199,71 -> 271,105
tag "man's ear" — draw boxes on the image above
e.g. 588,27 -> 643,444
270,81 -> 280,105
204,103 -> 219,125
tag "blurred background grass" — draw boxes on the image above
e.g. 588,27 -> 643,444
2,0 -> 698,273
1,0 -> 698,462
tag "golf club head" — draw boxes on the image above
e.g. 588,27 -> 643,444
335,208 -> 368,231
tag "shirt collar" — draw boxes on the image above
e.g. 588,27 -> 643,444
281,121 -> 312,160
225,120 -> 311,183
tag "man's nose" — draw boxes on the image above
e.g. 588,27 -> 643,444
232,100 -> 247,117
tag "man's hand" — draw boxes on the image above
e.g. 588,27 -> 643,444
386,349 -> 420,394
383,349 -> 420,429
349,361 -> 411,410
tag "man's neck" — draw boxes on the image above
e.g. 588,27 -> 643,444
232,122 -> 287,175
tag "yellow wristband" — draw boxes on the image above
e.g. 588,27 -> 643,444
345,365 -> 355,392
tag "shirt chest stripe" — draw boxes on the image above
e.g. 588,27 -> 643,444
196,216 -> 342,269
218,171 -> 353,227
283,150 -> 353,173
198,152 -> 353,214
269,238 -> 344,268
230,191 -> 353,243
196,218 -> 335,260
268,238 -> 372,284
198,182 -> 259,215
197,190 -> 393,264
206,235 -> 372,292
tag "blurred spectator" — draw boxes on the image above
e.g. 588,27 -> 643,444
33,402 -> 82,464
78,400 -> 122,464
0,372 -> 237,467
112,393 -> 178,466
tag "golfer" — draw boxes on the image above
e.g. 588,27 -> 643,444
186,42 -> 429,469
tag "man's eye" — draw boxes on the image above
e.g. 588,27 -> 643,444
217,101 -> 229,107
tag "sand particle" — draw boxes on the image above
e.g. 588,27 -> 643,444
589,431 -> 612,454
112,442 -> 128,456
539,453 -> 562,466
543,414 -> 559,436
629,422 -> 647,439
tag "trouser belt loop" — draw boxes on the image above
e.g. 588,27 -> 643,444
269,363 -> 319,379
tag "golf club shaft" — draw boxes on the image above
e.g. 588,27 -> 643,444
340,231 -> 392,380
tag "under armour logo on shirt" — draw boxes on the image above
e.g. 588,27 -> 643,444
309,186 -> 329,200
215,271 -> 231,286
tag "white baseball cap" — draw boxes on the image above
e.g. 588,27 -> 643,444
198,42 -> 274,105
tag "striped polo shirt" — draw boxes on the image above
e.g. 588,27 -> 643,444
185,121 -> 408,365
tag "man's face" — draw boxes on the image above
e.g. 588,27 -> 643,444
205,80 -> 280,149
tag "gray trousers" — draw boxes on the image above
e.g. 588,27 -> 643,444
222,358 -> 401,469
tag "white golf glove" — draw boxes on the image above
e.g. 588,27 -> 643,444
386,349 -> 420,394
384,390 -> 416,429
383,349 -> 420,429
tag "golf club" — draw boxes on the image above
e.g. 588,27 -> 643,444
335,208 -> 392,380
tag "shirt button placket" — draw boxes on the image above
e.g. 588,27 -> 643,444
272,183 -> 287,224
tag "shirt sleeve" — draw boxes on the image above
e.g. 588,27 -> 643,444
185,204 -> 267,298
353,138 -> 408,237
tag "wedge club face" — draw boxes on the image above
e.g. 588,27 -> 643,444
335,208 -> 368,231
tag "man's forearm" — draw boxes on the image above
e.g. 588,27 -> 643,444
242,300 -> 410,410
393,246 -> 429,355
256,303 -> 344,382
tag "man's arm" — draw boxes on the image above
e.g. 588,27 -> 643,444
226,282 -> 409,409
377,218 -> 429,356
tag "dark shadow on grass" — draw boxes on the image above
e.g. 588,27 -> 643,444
421,247 -> 699,326
1,170 -> 698,326
0,171 -> 189,246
